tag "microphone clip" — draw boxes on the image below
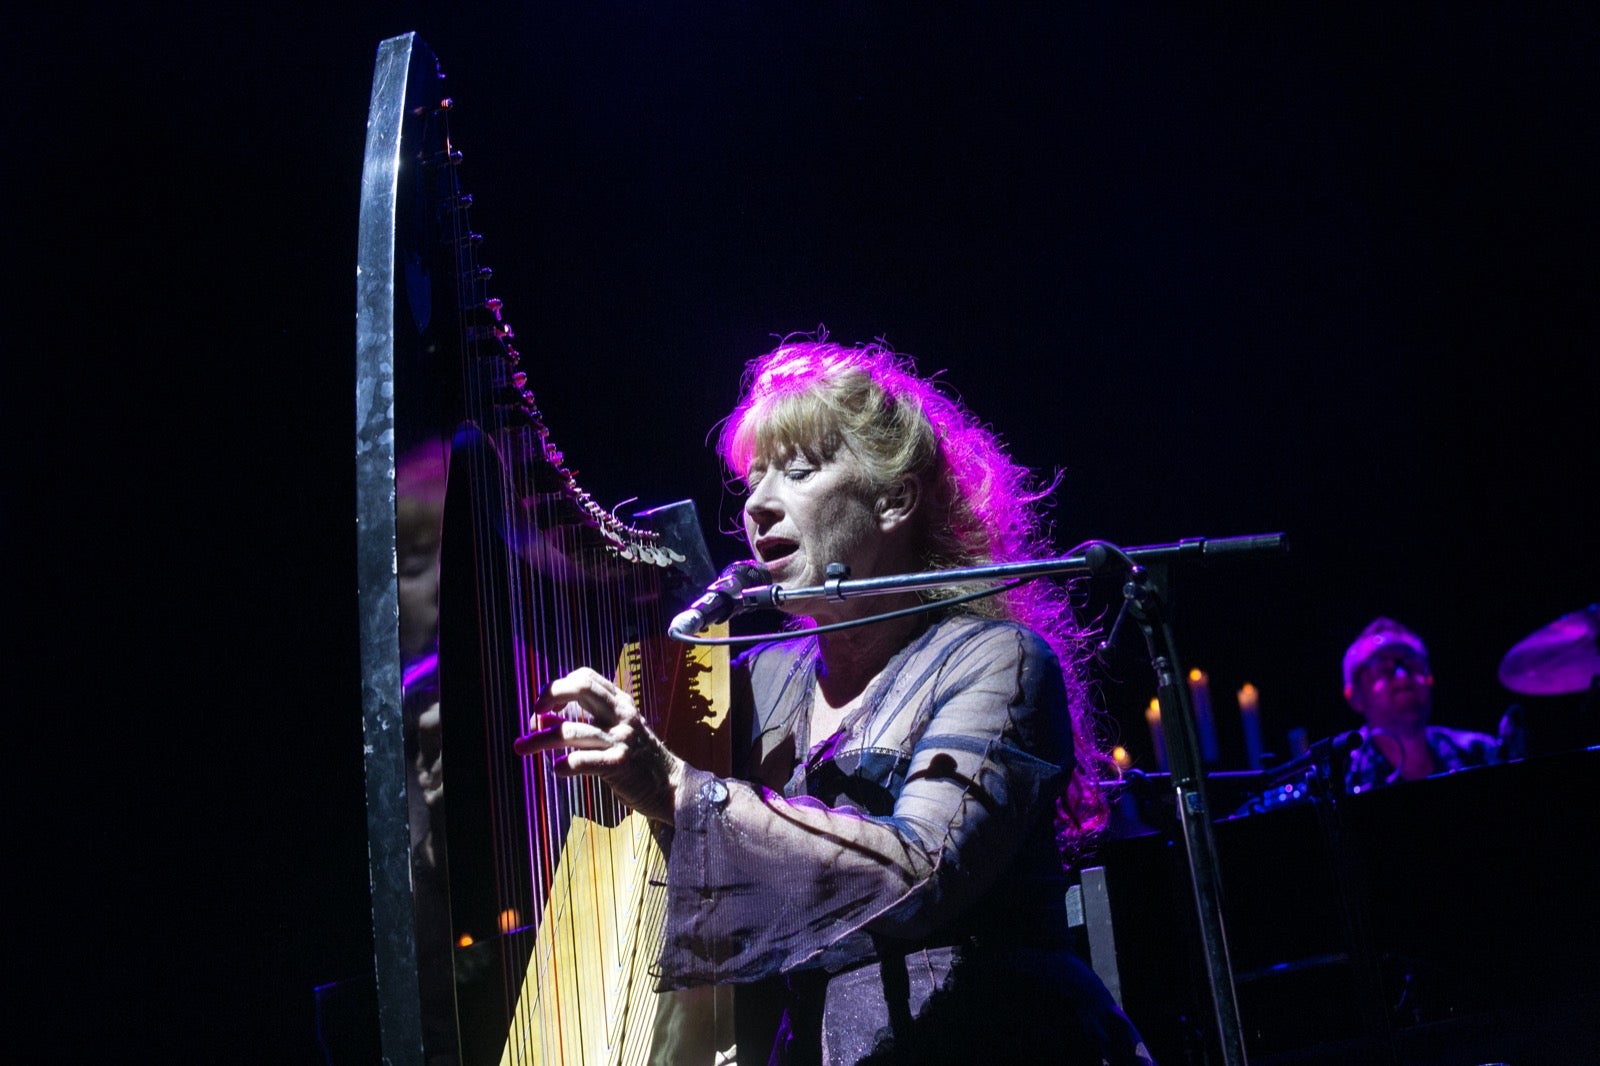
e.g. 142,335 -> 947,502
668,560 -> 772,639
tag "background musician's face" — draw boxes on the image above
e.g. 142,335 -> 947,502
396,441 -> 448,660
1348,649 -> 1434,737
741,447 -> 899,619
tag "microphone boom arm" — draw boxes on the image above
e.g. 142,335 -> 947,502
739,532 -> 1288,609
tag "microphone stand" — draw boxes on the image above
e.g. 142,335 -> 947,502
1262,729 -> 1396,1063
742,533 -> 1281,1066
1114,556 -> 1249,1066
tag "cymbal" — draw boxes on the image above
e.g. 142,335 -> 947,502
1498,604 -> 1600,696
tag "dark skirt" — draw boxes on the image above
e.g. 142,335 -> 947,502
742,939 -> 1155,1066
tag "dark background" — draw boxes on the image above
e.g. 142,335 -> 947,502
12,3 -> 1597,1061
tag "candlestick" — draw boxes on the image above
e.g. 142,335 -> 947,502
1238,682 -> 1264,770
1144,698 -> 1168,772
1187,668 -> 1220,764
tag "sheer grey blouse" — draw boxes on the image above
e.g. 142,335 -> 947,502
655,612 -> 1076,986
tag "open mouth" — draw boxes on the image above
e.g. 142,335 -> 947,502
757,539 -> 798,563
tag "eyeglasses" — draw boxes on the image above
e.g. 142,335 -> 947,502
1358,655 -> 1430,683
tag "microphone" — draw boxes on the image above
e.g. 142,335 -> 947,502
1264,728 -> 1364,788
668,560 -> 771,637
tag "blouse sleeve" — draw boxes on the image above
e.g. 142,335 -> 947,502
654,622 -> 1072,988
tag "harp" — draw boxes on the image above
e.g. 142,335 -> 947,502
354,33 -> 734,1065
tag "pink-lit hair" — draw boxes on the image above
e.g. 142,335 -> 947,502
717,333 -> 1116,855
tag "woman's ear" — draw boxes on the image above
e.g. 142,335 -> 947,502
876,475 -> 921,531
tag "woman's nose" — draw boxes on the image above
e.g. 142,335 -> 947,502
744,472 -> 780,524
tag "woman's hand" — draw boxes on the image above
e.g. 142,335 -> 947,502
513,667 -> 685,824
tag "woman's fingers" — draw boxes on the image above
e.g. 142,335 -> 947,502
511,668 -> 678,822
550,743 -> 632,777
513,711 -> 611,756
531,668 -> 627,725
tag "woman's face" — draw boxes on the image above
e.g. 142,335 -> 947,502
741,447 -> 900,621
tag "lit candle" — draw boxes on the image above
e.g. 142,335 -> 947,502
1144,698 -> 1168,772
1188,668 -> 1220,764
1111,745 -> 1133,771
1238,683 -> 1264,770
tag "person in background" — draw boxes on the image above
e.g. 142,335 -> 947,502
1340,616 -> 1500,793
516,334 -> 1154,1064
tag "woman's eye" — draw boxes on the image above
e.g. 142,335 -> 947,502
785,465 -> 814,482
